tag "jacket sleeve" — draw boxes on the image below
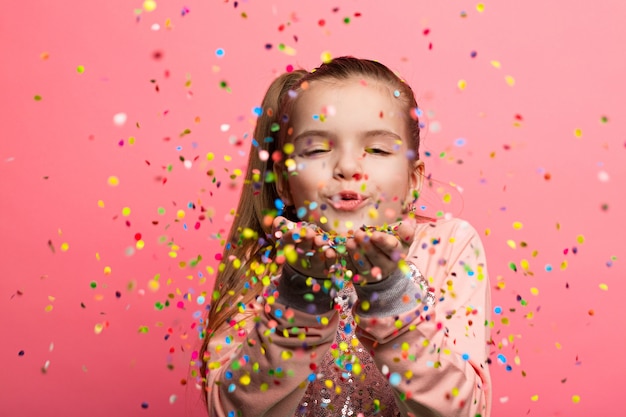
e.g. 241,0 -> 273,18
354,219 -> 492,417
205,272 -> 339,417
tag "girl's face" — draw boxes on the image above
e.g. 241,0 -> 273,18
279,77 -> 423,233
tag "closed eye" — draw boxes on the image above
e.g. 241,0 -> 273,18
300,148 -> 329,157
365,147 -> 391,155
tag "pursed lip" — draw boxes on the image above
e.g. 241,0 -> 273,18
328,191 -> 368,211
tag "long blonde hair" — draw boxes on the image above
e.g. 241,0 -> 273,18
197,56 -> 424,393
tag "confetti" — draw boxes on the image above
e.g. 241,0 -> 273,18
107,176 -> 120,187
113,113 -> 127,126
143,1 -> 156,12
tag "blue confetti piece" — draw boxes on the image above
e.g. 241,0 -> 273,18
389,372 -> 402,386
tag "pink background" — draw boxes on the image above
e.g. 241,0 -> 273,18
1,1 -> 625,416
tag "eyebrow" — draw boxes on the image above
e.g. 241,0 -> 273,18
293,129 -> 404,143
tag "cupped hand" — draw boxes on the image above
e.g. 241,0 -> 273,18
345,220 -> 417,284
272,216 -> 339,279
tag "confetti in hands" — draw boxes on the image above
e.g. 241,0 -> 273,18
272,216 -> 417,285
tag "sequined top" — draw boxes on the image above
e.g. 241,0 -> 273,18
296,285 -> 400,417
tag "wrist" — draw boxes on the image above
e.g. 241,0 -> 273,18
354,262 -> 435,317
275,263 -> 334,314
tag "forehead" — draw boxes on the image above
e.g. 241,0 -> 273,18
290,77 -> 407,132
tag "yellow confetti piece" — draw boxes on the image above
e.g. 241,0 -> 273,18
284,158 -> 296,171
143,0 -> 157,12
457,79 -> 467,90
442,193 -> 452,203
599,283 -> 608,291
136,240 -> 145,250
283,143 -> 295,155
239,374 -> 251,385
490,60 -> 501,69
512,221 -> 523,230
104,266 -> 112,275
572,395 -> 581,403
122,207 -> 131,216
520,259 -> 529,270
476,3 -> 485,12
555,342 -> 562,350
506,240 -> 516,249
97,200 -> 105,208
531,394 -> 539,401
577,235 -> 585,244
76,65 -> 85,74
107,176 -> 119,187
94,323 -> 104,334
176,209 -> 185,219
484,228 -> 491,236
148,280 -> 160,291
324,380 -> 333,389
206,152 -> 214,161
281,44 -> 297,56
574,128 -> 582,138
320,51 -> 332,63
45,305 -> 53,312
560,260 -> 568,270
60,242 -> 69,252
505,75 -> 515,86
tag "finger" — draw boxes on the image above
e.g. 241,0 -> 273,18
393,220 -> 417,246
353,231 -> 401,276
346,233 -> 379,279
359,230 -> 399,254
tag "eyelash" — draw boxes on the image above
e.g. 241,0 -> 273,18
301,148 -> 329,157
365,147 -> 391,155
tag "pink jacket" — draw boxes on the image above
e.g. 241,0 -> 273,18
205,217 -> 492,416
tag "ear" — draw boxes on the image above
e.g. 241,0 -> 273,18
273,162 -> 293,206
407,159 -> 425,202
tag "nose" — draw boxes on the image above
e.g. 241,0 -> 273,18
333,151 -> 363,181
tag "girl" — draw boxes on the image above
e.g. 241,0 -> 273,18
198,57 -> 491,417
